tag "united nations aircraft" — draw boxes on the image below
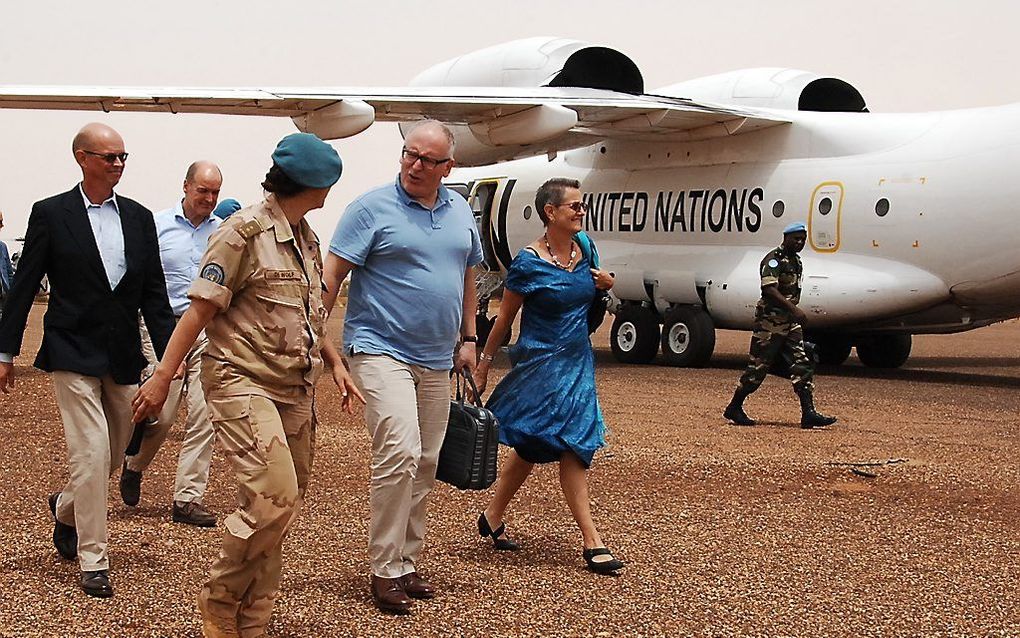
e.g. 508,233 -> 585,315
3,37 -> 1019,369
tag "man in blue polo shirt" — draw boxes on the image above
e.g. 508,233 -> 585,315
323,121 -> 482,615
120,161 -> 222,528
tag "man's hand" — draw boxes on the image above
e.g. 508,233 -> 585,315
331,362 -> 365,414
132,369 -> 172,424
455,342 -> 476,374
0,362 -> 14,394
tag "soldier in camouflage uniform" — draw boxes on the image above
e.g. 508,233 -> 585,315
133,133 -> 363,638
724,222 -> 837,429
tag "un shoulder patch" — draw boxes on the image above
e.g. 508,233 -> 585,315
201,263 -> 226,285
768,259 -> 780,268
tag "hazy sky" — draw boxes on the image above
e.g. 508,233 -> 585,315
2,0 -> 1018,243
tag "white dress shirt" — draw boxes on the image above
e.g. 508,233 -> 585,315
80,184 -> 126,290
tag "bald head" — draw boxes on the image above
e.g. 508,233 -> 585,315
72,122 -> 123,155
182,160 -> 222,221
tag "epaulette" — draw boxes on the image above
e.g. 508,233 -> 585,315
236,214 -> 272,240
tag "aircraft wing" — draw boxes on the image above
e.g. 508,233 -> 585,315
0,85 -> 789,162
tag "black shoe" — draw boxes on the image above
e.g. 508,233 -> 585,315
796,388 -> 838,428
172,501 -> 217,528
48,493 -> 77,560
119,461 -> 141,507
583,547 -> 625,575
478,512 -> 521,551
80,570 -> 113,598
723,403 -> 756,426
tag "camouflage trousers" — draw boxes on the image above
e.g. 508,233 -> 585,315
736,311 -> 814,394
198,393 -> 314,638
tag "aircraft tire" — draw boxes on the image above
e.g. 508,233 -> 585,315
660,306 -> 716,367
476,314 -> 511,350
811,334 -> 853,366
610,306 -> 660,364
855,334 -> 912,368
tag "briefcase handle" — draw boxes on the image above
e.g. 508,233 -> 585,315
454,368 -> 484,408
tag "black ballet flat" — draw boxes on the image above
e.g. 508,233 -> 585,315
478,512 -> 521,551
583,547 -> 624,575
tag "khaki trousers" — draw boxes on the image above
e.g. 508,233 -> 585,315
127,327 -> 213,503
51,371 -> 136,571
348,354 -> 451,579
198,393 -> 313,638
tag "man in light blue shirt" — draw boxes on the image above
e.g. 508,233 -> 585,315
121,161 -> 223,529
323,121 -> 482,614
0,210 -> 13,309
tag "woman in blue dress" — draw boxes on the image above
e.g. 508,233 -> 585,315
472,178 -> 623,575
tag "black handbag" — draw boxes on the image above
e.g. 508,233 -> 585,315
575,231 -> 609,334
436,370 -> 499,490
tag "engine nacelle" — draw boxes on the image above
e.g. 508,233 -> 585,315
401,37 -> 643,165
656,68 -> 868,113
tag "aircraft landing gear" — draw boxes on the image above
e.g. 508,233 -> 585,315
610,305 -> 660,364
809,333 -> 854,366
855,334 -> 912,368
660,306 -> 715,367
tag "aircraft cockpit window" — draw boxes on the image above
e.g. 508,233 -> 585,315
876,198 -> 890,217
818,197 -> 833,215
523,206 -> 533,220
772,200 -> 785,218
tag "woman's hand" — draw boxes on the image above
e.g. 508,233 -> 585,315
471,364 -> 489,400
591,268 -> 614,291
132,368 -> 172,424
332,362 -> 366,414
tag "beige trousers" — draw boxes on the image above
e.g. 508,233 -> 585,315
51,371 -> 136,571
199,393 -> 314,638
128,324 -> 213,503
348,354 -> 451,579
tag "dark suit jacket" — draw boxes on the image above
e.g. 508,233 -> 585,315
0,186 -> 175,385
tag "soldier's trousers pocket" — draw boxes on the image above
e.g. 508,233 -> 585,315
208,394 -> 273,477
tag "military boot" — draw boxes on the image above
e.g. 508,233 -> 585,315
723,388 -> 756,426
796,388 -> 837,428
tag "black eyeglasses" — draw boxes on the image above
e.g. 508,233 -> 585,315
401,148 -> 450,169
560,201 -> 587,212
82,150 -> 129,163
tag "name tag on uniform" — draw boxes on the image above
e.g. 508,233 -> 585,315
265,269 -> 302,281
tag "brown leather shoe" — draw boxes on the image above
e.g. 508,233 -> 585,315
370,575 -> 412,614
172,501 -> 216,528
400,571 -> 435,600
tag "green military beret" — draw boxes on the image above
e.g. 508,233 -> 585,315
271,133 -> 343,188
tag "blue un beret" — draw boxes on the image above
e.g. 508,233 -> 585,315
783,222 -> 807,234
272,133 -> 343,188
212,198 -> 242,220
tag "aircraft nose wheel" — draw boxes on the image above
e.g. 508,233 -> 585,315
660,306 -> 715,367
610,306 -> 660,364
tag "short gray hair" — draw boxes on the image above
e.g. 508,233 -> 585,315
534,177 -> 580,225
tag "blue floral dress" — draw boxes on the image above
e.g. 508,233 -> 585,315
486,248 -> 606,467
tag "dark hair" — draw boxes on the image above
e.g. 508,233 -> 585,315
261,163 -> 306,197
534,177 -> 581,225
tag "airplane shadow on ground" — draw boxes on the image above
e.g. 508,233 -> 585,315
591,350 -> 1020,390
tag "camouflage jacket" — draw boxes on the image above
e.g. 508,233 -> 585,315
756,246 -> 802,316
188,196 -> 327,403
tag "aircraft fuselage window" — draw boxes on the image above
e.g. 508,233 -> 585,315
818,197 -> 833,215
523,206 -> 533,220
876,198 -> 890,217
772,200 -> 785,218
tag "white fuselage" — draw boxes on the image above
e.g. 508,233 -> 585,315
454,102 -> 1020,334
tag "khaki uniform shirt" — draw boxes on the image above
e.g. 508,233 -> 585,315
188,196 -> 327,403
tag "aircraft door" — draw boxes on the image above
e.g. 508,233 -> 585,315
808,181 -> 844,252
467,178 -> 515,271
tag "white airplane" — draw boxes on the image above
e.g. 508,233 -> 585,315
3,37 -> 1019,369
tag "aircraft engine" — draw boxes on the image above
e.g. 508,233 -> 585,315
401,37 -> 644,165
657,68 -> 868,113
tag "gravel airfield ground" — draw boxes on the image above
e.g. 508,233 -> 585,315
0,305 -> 1018,637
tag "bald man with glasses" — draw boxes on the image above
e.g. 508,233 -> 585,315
0,123 -> 175,598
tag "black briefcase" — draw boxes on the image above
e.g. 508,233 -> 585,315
436,370 -> 499,490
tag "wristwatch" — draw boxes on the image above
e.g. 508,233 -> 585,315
462,335 -> 478,343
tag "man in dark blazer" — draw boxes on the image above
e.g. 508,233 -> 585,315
0,123 -> 175,598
